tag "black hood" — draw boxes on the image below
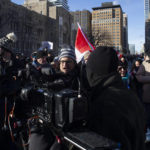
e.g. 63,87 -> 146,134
86,46 -> 120,88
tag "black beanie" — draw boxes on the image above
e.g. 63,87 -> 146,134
36,51 -> 47,59
86,46 -> 118,76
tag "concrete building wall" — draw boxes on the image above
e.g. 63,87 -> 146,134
49,6 -> 73,49
0,0 -> 73,55
0,0 -> 56,56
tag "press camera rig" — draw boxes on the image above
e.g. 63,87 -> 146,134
19,84 -> 121,150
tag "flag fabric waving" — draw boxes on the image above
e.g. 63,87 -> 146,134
116,50 -> 123,59
75,23 -> 95,63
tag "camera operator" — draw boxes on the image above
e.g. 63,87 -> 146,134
28,50 -> 59,150
0,33 -> 22,150
86,46 -> 146,150
28,47 -> 83,150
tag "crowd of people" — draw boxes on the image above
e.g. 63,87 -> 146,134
0,32 -> 149,150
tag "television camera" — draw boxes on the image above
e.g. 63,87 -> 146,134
6,65 -> 121,150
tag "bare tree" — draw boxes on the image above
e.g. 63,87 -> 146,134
92,30 -> 113,48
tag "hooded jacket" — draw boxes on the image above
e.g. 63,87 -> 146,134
86,46 -> 146,150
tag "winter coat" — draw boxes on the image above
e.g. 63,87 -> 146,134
88,73 -> 146,150
136,57 -> 150,103
129,68 -> 142,100
51,67 -> 79,91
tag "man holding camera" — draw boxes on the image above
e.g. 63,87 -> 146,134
86,46 -> 146,150
28,50 -> 56,150
28,46 -> 80,150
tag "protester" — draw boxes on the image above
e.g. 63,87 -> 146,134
28,50 -> 56,150
46,51 -> 54,63
29,46 -> 80,150
52,46 -> 79,91
130,59 -> 142,100
51,56 -> 59,71
136,51 -> 150,134
86,46 -> 146,150
119,56 -> 128,69
83,51 -> 91,64
117,65 -> 129,88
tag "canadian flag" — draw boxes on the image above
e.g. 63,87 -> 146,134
75,23 -> 95,63
116,50 -> 123,59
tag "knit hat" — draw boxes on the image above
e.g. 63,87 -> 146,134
0,32 -> 17,52
36,51 -> 47,59
87,46 -> 118,76
59,47 -> 76,61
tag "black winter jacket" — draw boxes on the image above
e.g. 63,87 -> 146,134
88,73 -> 146,150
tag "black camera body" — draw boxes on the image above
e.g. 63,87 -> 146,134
21,87 -> 88,130
20,85 -> 120,150
54,89 -> 88,129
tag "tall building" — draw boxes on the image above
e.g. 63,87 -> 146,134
123,13 -> 129,53
48,0 -> 69,11
71,10 -> 92,40
0,0 -> 56,56
129,44 -> 135,55
49,6 -> 73,48
24,0 -> 73,51
0,0 -> 73,56
144,0 -> 150,21
92,2 -> 124,53
145,18 -> 150,51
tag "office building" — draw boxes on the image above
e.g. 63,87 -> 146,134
92,2 -> 124,53
48,0 -> 69,11
24,0 -> 73,49
144,0 -> 150,21
129,44 -> 135,55
0,0 -> 73,55
71,10 -> 92,40
123,13 -> 129,53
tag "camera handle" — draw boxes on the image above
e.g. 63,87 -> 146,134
77,77 -> 82,98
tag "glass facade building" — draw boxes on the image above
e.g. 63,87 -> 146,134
145,0 -> 150,21
49,0 -> 69,11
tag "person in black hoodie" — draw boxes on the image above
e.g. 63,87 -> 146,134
86,46 -> 146,150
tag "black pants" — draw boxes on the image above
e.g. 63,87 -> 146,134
29,125 -> 55,150
144,103 -> 150,129
0,129 -> 20,150
0,98 -> 19,150
28,124 -> 70,150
